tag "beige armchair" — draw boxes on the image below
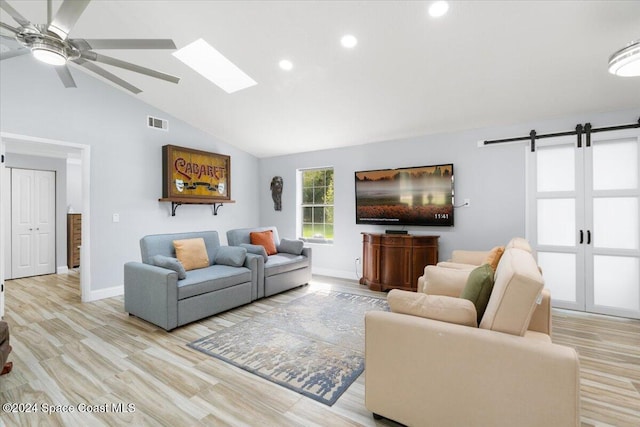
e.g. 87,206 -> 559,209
365,238 -> 580,427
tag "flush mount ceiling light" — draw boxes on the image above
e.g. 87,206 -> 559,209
608,39 -> 640,77
279,59 -> 293,71
341,34 -> 358,49
428,1 -> 449,18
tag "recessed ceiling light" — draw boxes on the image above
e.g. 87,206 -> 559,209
428,1 -> 449,18
173,38 -> 257,94
279,59 -> 293,71
341,34 -> 358,49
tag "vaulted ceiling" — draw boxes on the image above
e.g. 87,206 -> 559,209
2,1 -> 639,158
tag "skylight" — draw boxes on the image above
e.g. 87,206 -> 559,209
173,38 -> 257,94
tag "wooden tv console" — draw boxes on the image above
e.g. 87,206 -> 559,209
360,233 -> 439,292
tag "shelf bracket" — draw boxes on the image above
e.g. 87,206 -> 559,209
212,203 -> 223,216
171,202 -> 182,217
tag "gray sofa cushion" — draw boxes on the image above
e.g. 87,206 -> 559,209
278,238 -> 304,255
264,253 -> 309,277
150,255 -> 187,280
240,243 -> 268,262
215,246 -> 247,267
178,265 -> 252,300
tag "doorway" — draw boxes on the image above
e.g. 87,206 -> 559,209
0,132 -> 91,318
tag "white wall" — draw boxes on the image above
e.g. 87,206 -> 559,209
0,56 -> 260,295
66,159 -> 83,214
4,154 -> 68,275
259,108 -> 640,280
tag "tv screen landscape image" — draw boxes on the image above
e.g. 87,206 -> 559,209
355,164 -> 454,226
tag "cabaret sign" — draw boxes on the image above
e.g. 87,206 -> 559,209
162,145 -> 231,200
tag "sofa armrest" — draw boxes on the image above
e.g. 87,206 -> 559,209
528,288 -> 551,335
388,290 -> 477,327
365,311 -> 580,427
124,262 -> 179,331
301,246 -> 312,259
302,247 -> 312,270
450,249 -> 489,265
244,253 -> 264,300
418,265 -> 471,296
436,261 -> 478,270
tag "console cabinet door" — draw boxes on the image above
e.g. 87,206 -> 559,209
361,233 -> 439,292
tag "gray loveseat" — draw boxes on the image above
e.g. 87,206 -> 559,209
124,231 -> 259,331
227,226 -> 312,298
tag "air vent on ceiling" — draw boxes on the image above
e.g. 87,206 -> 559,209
147,115 -> 168,131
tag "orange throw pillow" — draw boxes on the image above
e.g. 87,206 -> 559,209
483,246 -> 505,271
250,230 -> 277,255
173,238 -> 210,271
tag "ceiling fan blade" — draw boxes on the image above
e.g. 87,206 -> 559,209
0,0 -> 31,27
74,58 -> 142,94
0,20 -> 19,34
0,47 -> 28,61
55,64 -> 76,88
81,51 -> 180,84
48,0 -> 90,40
80,39 -> 177,50
47,0 -> 52,26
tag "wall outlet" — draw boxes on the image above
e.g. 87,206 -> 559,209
464,198 -> 471,207
112,213 -> 120,223
355,257 -> 361,264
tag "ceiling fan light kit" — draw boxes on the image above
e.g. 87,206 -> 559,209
608,39 -> 640,77
31,41 -> 68,65
0,0 -> 180,93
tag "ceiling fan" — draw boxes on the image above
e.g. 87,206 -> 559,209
0,0 -> 179,94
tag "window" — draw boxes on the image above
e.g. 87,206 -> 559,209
299,167 -> 334,243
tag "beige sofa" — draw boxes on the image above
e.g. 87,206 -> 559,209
365,238 -> 580,427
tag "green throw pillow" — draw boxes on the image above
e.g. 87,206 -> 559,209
460,264 -> 495,324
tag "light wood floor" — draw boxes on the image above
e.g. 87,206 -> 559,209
0,273 -> 639,427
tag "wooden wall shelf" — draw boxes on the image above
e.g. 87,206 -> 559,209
158,198 -> 235,216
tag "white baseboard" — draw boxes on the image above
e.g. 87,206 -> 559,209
57,266 -> 69,274
312,267 -> 360,282
85,285 -> 124,302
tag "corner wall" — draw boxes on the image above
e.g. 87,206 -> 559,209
259,108 -> 640,280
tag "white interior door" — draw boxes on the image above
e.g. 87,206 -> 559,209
586,129 -> 640,318
528,135 -> 586,311
528,128 -> 640,319
10,168 -> 56,279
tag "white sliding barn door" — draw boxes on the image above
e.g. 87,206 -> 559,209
528,128 -> 640,319
11,168 -> 56,279
586,130 -> 640,318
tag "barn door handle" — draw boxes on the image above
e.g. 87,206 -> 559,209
579,230 -> 584,244
587,230 -> 591,245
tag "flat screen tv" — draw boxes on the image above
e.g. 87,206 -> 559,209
355,164 -> 454,226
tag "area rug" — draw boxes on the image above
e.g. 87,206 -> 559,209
188,290 -> 389,406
